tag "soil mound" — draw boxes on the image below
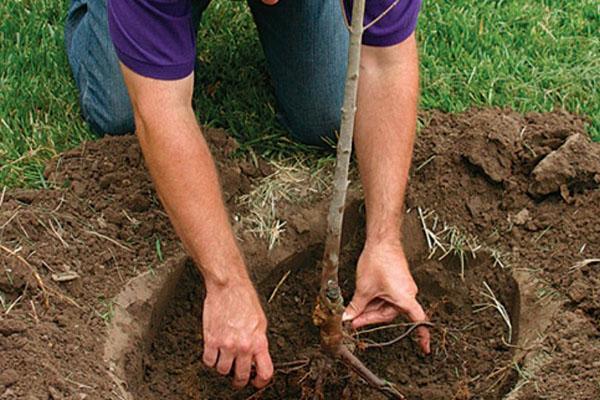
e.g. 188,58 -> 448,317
0,108 -> 598,399
409,108 -> 600,399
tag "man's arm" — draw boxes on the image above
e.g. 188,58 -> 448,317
343,33 -> 431,353
119,65 -> 273,388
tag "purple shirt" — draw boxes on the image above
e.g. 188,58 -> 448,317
108,0 -> 422,81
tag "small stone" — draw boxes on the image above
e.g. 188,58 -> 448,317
511,208 -> 531,225
51,271 -> 80,283
0,369 -> 18,387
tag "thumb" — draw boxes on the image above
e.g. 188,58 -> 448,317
342,294 -> 369,321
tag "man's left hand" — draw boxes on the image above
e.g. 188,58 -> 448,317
343,241 -> 431,354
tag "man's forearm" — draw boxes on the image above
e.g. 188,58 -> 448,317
354,34 -> 419,245
136,109 -> 248,287
118,64 -> 273,389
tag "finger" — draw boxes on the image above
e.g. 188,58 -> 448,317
402,299 -> 431,354
202,342 -> 218,368
216,349 -> 235,375
252,349 -> 274,388
233,353 -> 252,389
343,294 -> 373,321
261,0 -> 278,5
351,306 -> 398,329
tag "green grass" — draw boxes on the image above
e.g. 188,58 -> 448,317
1,0 -> 598,188
419,0 -> 599,129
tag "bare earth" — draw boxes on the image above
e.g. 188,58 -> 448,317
0,108 -> 598,399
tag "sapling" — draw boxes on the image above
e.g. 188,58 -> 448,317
311,0 -> 409,398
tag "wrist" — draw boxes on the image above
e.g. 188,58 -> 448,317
192,247 -> 252,291
365,224 -> 402,248
204,268 -> 253,292
364,233 -> 404,254
364,207 -> 403,247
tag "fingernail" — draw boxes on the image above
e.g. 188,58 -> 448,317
342,311 -> 351,321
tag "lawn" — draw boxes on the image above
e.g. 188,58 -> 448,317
1,0 -> 598,188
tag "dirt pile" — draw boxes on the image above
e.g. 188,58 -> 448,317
0,108 -> 598,399
409,108 -> 600,399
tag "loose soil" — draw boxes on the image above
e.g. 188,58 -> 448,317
0,108 -> 598,399
130,214 -> 519,400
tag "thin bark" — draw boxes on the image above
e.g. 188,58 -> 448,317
318,0 -> 366,332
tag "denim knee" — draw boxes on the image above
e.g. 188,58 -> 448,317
65,0 -> 135,136
281,105 -> 341,148
80,90 -> 134,136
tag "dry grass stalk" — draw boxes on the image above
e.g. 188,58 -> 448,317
48,217 -> 69,248
0,243 -> 49,307
0,186 -> 6,208
237,157 -> 331,249
473,281 -> 513,343
569,258 -> 600,272
84,229 -> 134,252
267,269 -> 291,304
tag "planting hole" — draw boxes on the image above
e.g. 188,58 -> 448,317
120,211 -> 521,399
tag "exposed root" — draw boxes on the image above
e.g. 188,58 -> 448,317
338,346 -> 406,399
273,341 -> 414,399
359,321 -> 434,349
354,321 -> 433,337
244,383 -> 274,400
274,358 -> 311,375
312,371 -> 324,400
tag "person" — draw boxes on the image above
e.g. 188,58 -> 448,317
65,0 -> 430,390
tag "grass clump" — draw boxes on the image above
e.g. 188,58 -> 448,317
1,0 -> 598,188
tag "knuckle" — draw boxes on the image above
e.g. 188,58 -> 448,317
222,338 -> 236,351
238,340 -> 252,354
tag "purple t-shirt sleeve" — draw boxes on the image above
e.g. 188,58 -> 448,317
108,0 -> 195,80
346,0 -> 422,46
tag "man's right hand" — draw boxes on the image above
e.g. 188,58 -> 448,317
118,66 -> 273,389
202,278 -> 273,389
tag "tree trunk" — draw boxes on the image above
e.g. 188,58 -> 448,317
315,0 -> 366,354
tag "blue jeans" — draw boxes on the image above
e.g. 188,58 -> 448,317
64,0 -> 348,146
